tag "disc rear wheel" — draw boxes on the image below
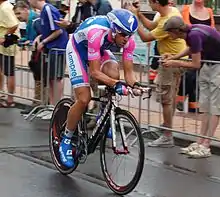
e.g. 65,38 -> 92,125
49,98 -> 79,175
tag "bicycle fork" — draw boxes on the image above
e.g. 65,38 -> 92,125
110,107 -> 129,155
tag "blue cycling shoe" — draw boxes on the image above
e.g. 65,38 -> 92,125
59,136 -> 75,168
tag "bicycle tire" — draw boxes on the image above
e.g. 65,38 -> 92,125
100,108 -> 145,195
49,98 -> 79,175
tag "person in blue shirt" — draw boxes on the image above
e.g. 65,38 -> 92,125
13,1 -> 48,115
29,0 -> 68,120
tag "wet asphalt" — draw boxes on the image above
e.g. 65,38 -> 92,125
0,108 -> 219,197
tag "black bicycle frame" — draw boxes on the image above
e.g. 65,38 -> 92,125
80,96 -> 113,155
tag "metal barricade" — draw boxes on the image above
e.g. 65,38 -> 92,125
24,48 -> 70,121
144,55 -> 220,144
5,44 -> 220,146
0,45 -> 44,105
0,46 -> 71,121
112,52 -> 157,143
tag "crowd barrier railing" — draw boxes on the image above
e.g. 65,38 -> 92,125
2,46 -> 220,145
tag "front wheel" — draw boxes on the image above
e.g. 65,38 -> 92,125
100,109 -> 145,195
49,98 -> 78,175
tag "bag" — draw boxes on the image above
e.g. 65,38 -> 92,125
3,34 -> 19,48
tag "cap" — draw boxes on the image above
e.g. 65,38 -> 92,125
163,16 -> 186,31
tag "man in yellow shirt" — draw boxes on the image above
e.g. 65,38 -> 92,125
0,0 -> 18,107
129,0 -> 187,147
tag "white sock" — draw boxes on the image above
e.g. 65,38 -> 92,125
64,128 -> 74,138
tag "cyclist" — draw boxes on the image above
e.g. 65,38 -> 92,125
59,8 -> 143,168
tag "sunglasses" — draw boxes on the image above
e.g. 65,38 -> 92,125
116,29 -> 133,38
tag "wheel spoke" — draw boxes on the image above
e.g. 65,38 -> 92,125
100,109 -> 145,195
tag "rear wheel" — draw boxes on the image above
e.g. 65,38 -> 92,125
100,109 -> 145,195
49,98 -> 79,175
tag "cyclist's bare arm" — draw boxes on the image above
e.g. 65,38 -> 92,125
89,59 -> 118,87
123,59 -> 137,87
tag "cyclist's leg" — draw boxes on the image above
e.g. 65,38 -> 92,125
102,50 -> 119,139
66,86 -> 91,132
87,50 -> 119,129
59,40 -> 91,168
87,51 -> 118,120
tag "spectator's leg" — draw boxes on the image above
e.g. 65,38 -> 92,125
43,53 -> 49,105
148,72 -> 181,148
188,70 -> 199,112
196,64 -> 210,144
49,53 -> 65,105
34,80 -> 41,102
161,85 -> 174,137
32,52 -> 42,106
176,72 -> 188,111
0,72 -> 4,92
172,73 -> 181,116
180,65 -> 214,157
0,55 -> 4,97
4,55 -> 15,105
49,79 -> 64,105
201,64 -> 220,147
147,84 -> 174,147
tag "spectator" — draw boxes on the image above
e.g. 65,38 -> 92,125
56,0 -> 96,34
29,0 -> 68,120
128,0 -> 187,147
0,0 -> 19,107
149,0 -> 175,83
162,16 -> 220,158
13,1 -> 48,115
176,0 -> 215,113
95,0 -> 112,15
56,0 -> 113,34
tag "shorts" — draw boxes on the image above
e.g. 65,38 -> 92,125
199,63 -> 220,115
0,54 -> 15,76
66,39 -> 117,89
156,73 -> 180,105
47,52 -> 65,80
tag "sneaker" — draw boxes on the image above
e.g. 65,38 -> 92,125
36,111 -> 50,118
188,145 -> 211,158
59,136 -> 75,168
41,111 -> 53,120
180,142 -> 200,154
147,135 -> 174,147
